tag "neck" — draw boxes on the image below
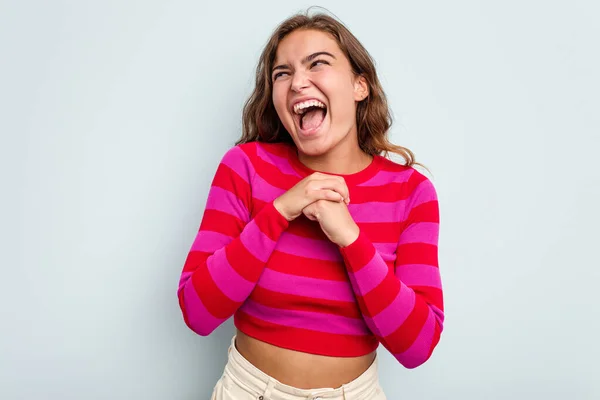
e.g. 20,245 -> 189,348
298,135 -> 373,175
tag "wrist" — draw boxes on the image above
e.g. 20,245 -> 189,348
337,224 -> 360,247
273,198 -> 293,221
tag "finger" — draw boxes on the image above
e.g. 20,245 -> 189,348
326,179 -> 350,203
302,204 -> 318,221
309,179 -> 349,201
314,189 -> 344,203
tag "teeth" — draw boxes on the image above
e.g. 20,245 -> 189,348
293,100 -> 326,115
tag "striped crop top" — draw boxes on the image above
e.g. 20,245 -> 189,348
177,141 -> 444,368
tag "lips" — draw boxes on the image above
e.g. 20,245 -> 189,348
289,97 -> 328,136
289,97 -> 327,114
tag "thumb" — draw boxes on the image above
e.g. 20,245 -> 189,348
302,204 -> 317,221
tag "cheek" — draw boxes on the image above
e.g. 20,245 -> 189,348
319,75 -> 357,109
272,88 -> 287,116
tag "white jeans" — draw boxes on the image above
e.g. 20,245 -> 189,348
211,336 -> 387,400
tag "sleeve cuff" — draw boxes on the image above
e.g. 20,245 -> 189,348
253,201 -> 290,242
338,230 -> 377,273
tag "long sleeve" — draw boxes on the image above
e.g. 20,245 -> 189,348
177,146 -> 289,336
339,170 -> 443,368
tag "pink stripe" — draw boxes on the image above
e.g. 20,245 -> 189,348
221,146 -> 253,184
409,180 -> 438,208
207,250 -> 254,302
258,268 -> 355,302
348,201 -> 404,223
275,233 -> 342,262
252,173 -> 286,203
431,304 -> 445,326
182,281 -> 226,336
239,220 -> 277,263
256,144 -> 301,177
394,309 -> 437,368
397,264 -> 442,289
358,169 -> 412,187
398,222 -> 439,245
373,242 -> 396,261
365,281 -> 415,337
206,186 -> 249,222
240,299 -> 370,336
178,272 -> 193,292
348,254 -> 388,295
191,231 -> 233,253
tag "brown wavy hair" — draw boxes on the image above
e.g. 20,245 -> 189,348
237,10 -> 418,167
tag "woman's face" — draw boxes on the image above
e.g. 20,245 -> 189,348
271,29 -> 368,157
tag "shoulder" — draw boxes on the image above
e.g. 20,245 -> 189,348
376,156 -> 437,201
218,141 -> 293,179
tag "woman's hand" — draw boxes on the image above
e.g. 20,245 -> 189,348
273,172 -> 350,221
302,199 -> 360,247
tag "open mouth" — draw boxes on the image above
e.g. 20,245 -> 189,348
292,100 -> 328,134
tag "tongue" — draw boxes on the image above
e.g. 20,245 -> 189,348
301,109 -> 325,131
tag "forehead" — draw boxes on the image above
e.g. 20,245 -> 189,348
274,29 -> 340,62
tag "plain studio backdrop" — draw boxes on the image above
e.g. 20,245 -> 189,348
1,0 -> 599,399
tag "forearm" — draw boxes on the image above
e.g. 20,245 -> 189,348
178,202 -> 288,335
340,231 -> 444,368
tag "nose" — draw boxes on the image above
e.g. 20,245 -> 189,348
290,70 -> 310,92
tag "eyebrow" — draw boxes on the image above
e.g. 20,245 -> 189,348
272,51 -> 336,74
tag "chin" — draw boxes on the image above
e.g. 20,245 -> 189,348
293,135 -> 335,157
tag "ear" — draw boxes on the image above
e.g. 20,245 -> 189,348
353,75 -> 369,102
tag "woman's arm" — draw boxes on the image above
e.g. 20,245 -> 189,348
339,170 -> 443,368
177,146 -> 289,336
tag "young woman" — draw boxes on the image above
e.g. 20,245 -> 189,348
177,10 -> 444,400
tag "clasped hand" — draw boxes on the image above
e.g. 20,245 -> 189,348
273,172 -> 359,247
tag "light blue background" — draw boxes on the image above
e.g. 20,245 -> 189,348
1,1 -> 599,399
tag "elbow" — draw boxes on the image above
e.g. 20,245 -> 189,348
398,352 -> 432,369
189,321 -> 216,337
395,324 -> 443,369
395,347 -> 437,369
178,289 -> 220,337
180,309 -> 219,337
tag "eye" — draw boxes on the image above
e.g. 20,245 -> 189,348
273,71 -> 289,81
310,59 -> 329,68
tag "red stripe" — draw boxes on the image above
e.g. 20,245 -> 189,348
406,169 -> 427,192
357,270 -> 401,317
226,238 -> 264,282
411,286 -> 444,310
253,203 -> 288,241
358,222 -> 402,243
407,200 -> 439,223
213,164 -> 251,209
200,209 -> 245,237
258,142 -> 294,158
242,142 -> 299,190
384,296 -> 430,354
251,198 -> 267,218
379,158 -> 410,173
340,233 -> 376,273
182,251 -> 209,273
266,252 -> 347,281
396,243 -> 438,266
351,182 -> 410,203
193,263 -> 239,318
250,286 -> 362,319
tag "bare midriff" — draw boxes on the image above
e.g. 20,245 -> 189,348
235,330 -> 376,389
